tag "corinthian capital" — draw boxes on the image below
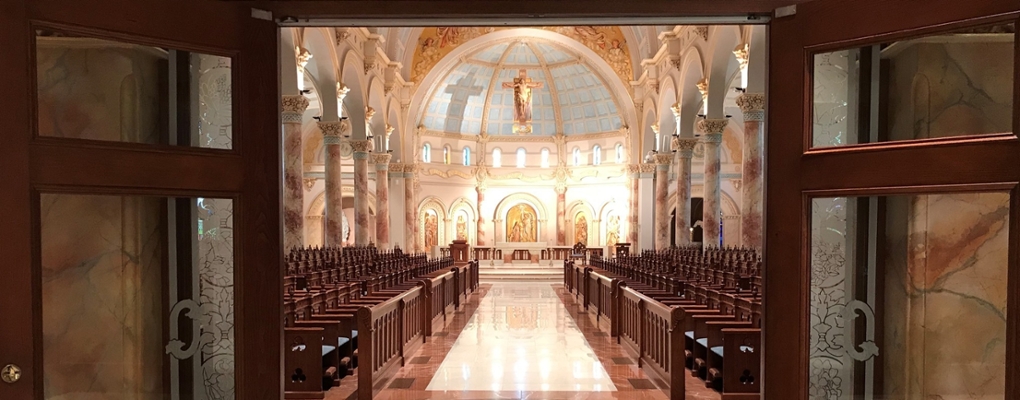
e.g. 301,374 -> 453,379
654,153 -> 674,166
672,137 -> 699,158
351,139 -> 373,153
736,93 -> 766,122
318,120 -> 349,139
697,118 -> 729,135
282,95 -> 310,123
371,153 -> 392,165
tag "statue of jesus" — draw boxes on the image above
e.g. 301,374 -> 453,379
502,69 -> 543,134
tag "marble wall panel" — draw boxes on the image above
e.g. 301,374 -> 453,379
41,194 -> 165,400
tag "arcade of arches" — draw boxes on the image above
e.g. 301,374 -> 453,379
284,25 -> 766,256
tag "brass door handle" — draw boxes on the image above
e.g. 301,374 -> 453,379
1,364 -> 21,383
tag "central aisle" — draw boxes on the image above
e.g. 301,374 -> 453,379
425,282 -> 617,392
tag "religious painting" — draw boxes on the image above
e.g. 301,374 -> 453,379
424,210 -> 439,250
456,211 -> 468,241
606,214 -> 621,247
574,213 -> 589,246
506,203 -> 537,243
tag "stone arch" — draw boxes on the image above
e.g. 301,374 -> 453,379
367,76 -> 387,148
706,25 -> 742,119
448,197 -> 477,245
303,28 -> 341,120
493,192 -> 548,243
418,196 -> 447,251
566,200 -> 596,247
385,96 -> 404,161
657,76 -> 679,150
678,46 -> 706,138
340,50 -> 368,139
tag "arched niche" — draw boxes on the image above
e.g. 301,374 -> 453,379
448,197 -> 476,245
492,192 -> 548,244
598,199 -> 624,247
566,200 -> 595,247
418,196 -> 447,251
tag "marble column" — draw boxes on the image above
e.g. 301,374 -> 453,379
653,154 -> 673,251
698,119 -> 728,248
402,165 -> 416,252
320,120 -> 349,248
627,165 -> 640,245
476,186 -> 487,246
555,185 -> 567,245
282,95 -> 309,252
672,137 -> 699,246
372,153 -> 392,248
352,140 -> 372,246
737,93 -> 765,249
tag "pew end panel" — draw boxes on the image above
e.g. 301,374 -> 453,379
284,327 -> 328,399
720,328 -> 761,400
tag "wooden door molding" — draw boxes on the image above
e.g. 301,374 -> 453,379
0,1 -> 282,398
768,1 -> 1020,399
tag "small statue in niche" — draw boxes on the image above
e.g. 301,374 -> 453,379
456,214 -> 468,241
606,215 -> 620,247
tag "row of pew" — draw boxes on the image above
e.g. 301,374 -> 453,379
283,245 -> 479,399
564,246 -> 762,400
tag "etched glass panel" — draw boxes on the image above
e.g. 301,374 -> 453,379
809,192 -> 1008,399
41,194 -> 235,400
811,22 -> 1014,148
36,30 -> 233,149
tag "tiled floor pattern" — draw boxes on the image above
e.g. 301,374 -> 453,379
324,283 -> 722,400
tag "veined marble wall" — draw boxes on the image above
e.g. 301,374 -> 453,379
36,37 -> 163,143
41,194 -> 165,400
885,38 -> 1014,140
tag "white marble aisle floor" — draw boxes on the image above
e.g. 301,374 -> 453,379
425,282 -> 617,392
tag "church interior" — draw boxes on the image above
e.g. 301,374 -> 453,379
3,1 -> 1018,400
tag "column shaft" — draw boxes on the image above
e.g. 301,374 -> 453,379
476,187 -> 487,246
555,187 -> 566,245
320,120 -> 349,248
352,140 -> 371,246
627,165 -> 640,245
653,154 -> 673,251
673,138 -> 698,246
373,154 -> 392,248
698,119 -> 728,248
403,166 -> 416,252
738,93 -> 765,249
282,95 -> 309,252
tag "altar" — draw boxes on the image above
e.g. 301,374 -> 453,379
468,242 -> 606,266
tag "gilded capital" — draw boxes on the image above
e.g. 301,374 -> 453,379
296,46 -> 313,68
651,124 -> 660,135
639,163 -> 657,174
365,106 -> 376,121
697,118 -> 729,135
696,78 -> 709,97
654,153 -> 674,165
337,83 -> 350,102
670,102 -> 682,119
282,95 -> 310,123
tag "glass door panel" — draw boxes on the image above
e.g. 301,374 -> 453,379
40,193 -> 235,399
809,192 -> 1009,399
811,22 -> 1015,148
35,29 -> 234,149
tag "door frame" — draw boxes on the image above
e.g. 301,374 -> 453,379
0,0 -> 281,398
768,1 -> 1020,399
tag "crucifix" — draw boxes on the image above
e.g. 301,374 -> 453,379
502,69 -> 543,135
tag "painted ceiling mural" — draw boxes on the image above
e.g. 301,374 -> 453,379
411,26 -> 633,88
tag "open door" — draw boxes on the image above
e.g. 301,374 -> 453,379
767,1 -> 1019,399
0,0 -> 281,398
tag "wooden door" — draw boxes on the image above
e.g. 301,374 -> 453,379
768,1 -> 1019,399
0,0 -> 281,398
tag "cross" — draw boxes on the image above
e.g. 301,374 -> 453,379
443,72 -> 485,132
502,69 -> 543,134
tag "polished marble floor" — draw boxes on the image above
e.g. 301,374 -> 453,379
325,283 -> 721,400
426,283 -> 616,392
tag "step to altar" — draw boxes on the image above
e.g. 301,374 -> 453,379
479,267 -> 564,282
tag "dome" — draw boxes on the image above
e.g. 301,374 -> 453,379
420,40 -> 623,136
